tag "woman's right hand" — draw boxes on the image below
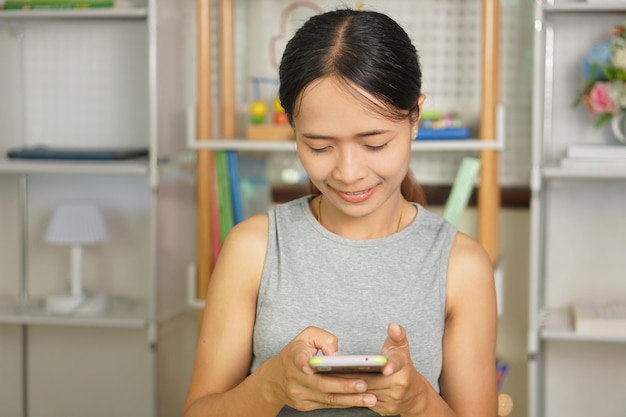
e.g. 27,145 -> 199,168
260,326 -> 378,412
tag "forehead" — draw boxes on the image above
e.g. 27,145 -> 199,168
294,77 -> 397,127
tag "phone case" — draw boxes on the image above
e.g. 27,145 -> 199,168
309,355 -> 387,373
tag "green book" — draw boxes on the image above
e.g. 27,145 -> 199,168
3,1 -> 114,9
443,157 -> 481,226
214,151 -> 234,244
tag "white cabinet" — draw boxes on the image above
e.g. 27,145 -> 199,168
528,2 -> 626,417
0,2 -> 197,416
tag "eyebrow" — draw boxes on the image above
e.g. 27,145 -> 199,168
301,130 -> 390,139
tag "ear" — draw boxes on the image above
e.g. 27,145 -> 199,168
416,94 -> 426,121
411,94 -> 427,137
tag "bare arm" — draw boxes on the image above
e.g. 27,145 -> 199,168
183,214 -> 282,417
183,214 -> 378,416
439,231 -> 498,417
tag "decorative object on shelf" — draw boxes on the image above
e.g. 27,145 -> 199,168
268,1 -> 323,70
574,23 -> 626,132
246,77 -> 294,141
610,111 -> 626,144
44,200 -> 109,314
417,111 -> 470,140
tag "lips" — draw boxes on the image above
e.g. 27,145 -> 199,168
335,187 -> 375,203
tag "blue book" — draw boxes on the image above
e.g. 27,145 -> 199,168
416,127 -> 470,140
226,150 -> 245,224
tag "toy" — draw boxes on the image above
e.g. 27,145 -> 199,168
246,77 -> 294,140
249,100 -> 269,125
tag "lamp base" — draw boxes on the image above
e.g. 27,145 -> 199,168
45,293 -> 108,315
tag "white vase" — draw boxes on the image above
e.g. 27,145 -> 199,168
610,112 -> 626,144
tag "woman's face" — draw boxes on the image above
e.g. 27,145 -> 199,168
293,76 -> 422,220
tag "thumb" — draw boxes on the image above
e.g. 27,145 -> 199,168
293,326 -> 339,374
381,323 -> 409,353
380,323 -> 410,376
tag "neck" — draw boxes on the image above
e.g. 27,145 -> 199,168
315,195 -> 407,237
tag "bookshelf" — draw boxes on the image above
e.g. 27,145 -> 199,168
528,2 -> 626,417
0,2 -> 196,416
192,0 -> 505,299
188,3 -> 517,415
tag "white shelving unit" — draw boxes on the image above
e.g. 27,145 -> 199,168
188,133 -> 505,153
528,2 -> 626,417
0,2 -> 197,417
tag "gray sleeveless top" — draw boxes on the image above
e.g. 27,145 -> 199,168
250,196 -> 456,416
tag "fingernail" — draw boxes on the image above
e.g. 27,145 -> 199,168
355,382 -> 367,392
364,395 -> 376,406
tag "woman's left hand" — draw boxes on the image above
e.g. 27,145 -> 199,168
364,323 -> 427,416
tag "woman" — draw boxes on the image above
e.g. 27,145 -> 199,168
184,8 -> 497,417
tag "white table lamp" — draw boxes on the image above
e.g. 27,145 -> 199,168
44,201 -> 109,314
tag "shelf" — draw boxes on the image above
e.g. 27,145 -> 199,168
0,156 -> 149,176
190,138 -> 503,153
540,308 -> 626,343
543,2 -> 626,13
0,295 -> 148,328
543,165 -> 626,180
0,6 -> 148,20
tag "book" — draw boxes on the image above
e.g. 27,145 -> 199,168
214,151 -> 234,244
560,157 -> 626,170
226,150 -> 244,225
443,157 -> 480,225
571,302 -> 626,335
416,127 -> 470,140
210,167 -> 222,263
3,0 -> 114,9
565,143 -> 626,160
7,145 -> 148,160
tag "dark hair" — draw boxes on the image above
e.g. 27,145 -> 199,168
279,8 -> 426,205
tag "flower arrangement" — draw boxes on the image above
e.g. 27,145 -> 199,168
575,23 -> 626,128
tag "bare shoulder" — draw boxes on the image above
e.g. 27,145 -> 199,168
213,213 -> 270,286
446,231 -> 495,315
448,231 -> 493,282
221,213 -> 269,254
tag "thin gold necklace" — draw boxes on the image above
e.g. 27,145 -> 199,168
316,195 -> 406,233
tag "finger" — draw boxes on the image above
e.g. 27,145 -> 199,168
294,327 -> 339,373
380,323 -> 410,375
299,326 -> 339,354
299,392 -> 377,410
310,376 -> 377,408
387,323 -> 406,345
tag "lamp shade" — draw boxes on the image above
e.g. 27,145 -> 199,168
44,201 -> 109,245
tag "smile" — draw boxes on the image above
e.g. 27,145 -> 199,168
343,190 -> 369,196
334,187 -> 376,203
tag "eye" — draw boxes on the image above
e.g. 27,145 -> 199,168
366,143 -> 388,151
308,145 -> 331,153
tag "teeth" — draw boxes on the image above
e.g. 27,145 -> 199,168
344,191 -> 366,195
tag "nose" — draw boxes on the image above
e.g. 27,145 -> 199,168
332,146 -> 366,184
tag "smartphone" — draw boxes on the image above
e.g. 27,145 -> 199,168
309,355 -> 387,373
